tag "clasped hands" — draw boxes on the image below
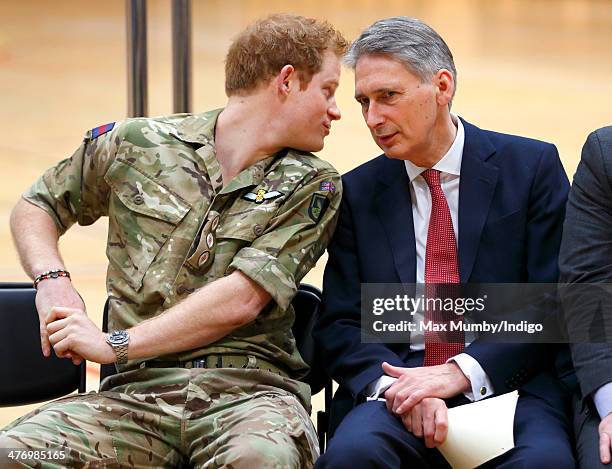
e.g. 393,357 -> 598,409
381,361 -> 470,448
35,279 -> 115,365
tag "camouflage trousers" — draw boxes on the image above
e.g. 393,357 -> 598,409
0,367 -> 318,468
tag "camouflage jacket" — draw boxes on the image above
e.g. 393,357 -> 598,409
24,109 -> 342,378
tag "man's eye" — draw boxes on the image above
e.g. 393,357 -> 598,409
384,91 -> 396,98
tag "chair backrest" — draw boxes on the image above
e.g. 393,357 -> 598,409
100,284 -> 330,393
291,285 -> 329,394
0,282 -> 85,407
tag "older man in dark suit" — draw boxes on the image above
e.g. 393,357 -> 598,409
560,126 -> 612,468
314,16 -> 575,468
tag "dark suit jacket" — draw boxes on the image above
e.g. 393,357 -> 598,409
314,119 -> 571,428
559,126 -> 612,403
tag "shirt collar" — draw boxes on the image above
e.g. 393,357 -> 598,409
171,108 -> 223,145
171,108 -> 288,195
404,114 -> 465,182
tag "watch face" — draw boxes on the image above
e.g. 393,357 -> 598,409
108,330 -> 129,345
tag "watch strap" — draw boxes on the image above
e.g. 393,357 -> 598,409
114,343 -> 129,364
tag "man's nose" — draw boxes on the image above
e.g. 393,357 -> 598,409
328,99 -> 341,121
365,102 -> 384,129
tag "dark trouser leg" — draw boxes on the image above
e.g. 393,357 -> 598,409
315,400 -> 451,469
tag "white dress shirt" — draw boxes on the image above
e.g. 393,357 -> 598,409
368,115 -> 494,402
594,382 -> 612,419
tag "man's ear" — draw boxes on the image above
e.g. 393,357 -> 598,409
276,64 -> 296,96
435,69 -> 455,107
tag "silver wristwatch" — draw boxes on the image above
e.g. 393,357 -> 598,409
105,330 -> 130,364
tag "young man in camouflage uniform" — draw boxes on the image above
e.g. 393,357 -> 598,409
1,13 -> 347,468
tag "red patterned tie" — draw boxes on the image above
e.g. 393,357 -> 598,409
421,169 -> 464,366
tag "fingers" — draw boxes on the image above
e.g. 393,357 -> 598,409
396,389 -> 425,414
52,336 -> 75,358
600,431 -> 611,465
45,306 -> 81,325
386,383 -> 402,413
411,402 -> 423,438
39,322 -> 51,358
49,327 -> 70,357
48,316 -> 72,358
48,326 -> 69,347
403,399 -> 448,448
47,316 -> 86,362
390,383 -> 406,413
71,356 -> 83,366
385,380 -> 418,414
385,383 -> 400,413
47,317 -> 70,335
382,361 -> 405,378
385,381 -> 426,415
433,405 -> 449,447
423,402 -> 436,448
402,412 -> 412,433
63,351 -> 85,364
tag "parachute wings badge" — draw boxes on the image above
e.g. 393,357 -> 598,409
242,189 -> 283,204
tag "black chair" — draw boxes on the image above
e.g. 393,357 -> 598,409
0,282 -> 86,407
289,285 -> 333,452
100,283 -> 333,452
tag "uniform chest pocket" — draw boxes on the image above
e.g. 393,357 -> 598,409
214,217 -> 259,258
191,211 -> 262,276
104,159 -> 191,291
215,198 -> 278,245
216,221 -> 259,241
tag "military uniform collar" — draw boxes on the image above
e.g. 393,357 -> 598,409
171,108 -> 223,145
172,108 -> 291,195
219,151 -> 287,195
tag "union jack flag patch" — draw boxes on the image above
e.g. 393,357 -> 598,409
319,181 -> 336,193
90,122 -> 115,139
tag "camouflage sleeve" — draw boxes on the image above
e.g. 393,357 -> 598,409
228,170 -> 342,310
22,123 -> 124,235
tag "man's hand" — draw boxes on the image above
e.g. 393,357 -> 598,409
383,361 -> 470,414
401,397 -> 449,448
600,413 -> 612,464
35,277 -> 85,362
46,306 -> 115,365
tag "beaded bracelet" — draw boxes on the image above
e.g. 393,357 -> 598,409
34,269 -> 71,289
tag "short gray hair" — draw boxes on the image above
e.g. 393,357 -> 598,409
345,17 -> 457,91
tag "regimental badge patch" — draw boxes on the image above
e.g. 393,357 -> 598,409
319,181 -> 336,193
242,189 -> 283,204
90,122 -> 115,139
308,193 -> 330,223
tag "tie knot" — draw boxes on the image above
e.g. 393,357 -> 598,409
421,169 -> 441,189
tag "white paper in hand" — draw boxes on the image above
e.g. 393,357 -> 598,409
438,390 -> 519,469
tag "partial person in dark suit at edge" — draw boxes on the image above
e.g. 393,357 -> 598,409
560,126 -> 612,468
314,16 -> 575,468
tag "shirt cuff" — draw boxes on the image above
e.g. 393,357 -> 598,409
594,382 -> 612,419
448,353 -> 494,401
366,375 -> 398,400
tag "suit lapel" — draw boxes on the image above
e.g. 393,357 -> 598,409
458,119 -> 499,281
374,158 -> 417,283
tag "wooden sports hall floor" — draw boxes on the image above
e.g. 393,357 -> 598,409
1,0 -> 611,428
